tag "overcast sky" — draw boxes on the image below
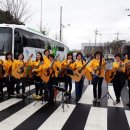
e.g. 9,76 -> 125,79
25,0 -> 130,49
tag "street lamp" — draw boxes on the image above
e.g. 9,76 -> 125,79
99,33 -> 103,51
59,6 -> 70,42
62,24 -> 70,58
59,6 -> 70,58
61,24 -> 70,41
99,34 -> 102,45
126,8 -> 130,16
62,24 -> 70,28
94,28 -> 99,51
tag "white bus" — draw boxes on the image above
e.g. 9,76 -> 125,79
0,24 -> 69,61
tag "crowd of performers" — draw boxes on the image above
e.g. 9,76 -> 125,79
0,49 -> 130,106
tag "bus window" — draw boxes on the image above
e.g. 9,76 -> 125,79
0,27 -> 12,55
15,28 -> 46,49
14,31 -> 23,58
57,42 -> 64,51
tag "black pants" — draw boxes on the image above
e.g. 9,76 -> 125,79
48,77 -> 58,101
0,79 -> 3,96
5,77 -> 14,95
128,80 -> 130,99
93,77 -> 103,99
65,75 -> 72,93
113,72 -> 126,101
15,78 -> 25,94
75,77 -> 84,99
34,76 -> 43,96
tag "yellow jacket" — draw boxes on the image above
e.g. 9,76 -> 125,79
3,60 -> 13,76
124,58 -> 130,64
29,60 -> 44,76
43,56 -> 50,64
12,60 -> 24,71
112,61 -> 125,73
0,59 -> 3,65
41,60 -> 61,78
86,59 -> 106,77
61,59 -> 73,70
124,59 -> 130,80
72,60 -> 86,70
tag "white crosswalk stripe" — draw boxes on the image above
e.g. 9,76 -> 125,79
0,83 -> 129,130
125,110 -> 130,128
0,102 -> 46,130
107,86 -> 124,108
79,84 -> 93,104
0,98 -> 22,111
38,104 -> 76,130
84,107 -> 107,130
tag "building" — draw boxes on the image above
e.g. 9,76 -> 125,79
81,43 -> 103,55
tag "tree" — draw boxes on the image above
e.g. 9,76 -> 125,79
0,10 -> 24,24
0,0 -> 31,24
104,40 -> 126,54
41,26 -> 50,35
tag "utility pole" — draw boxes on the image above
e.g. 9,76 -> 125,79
115,31 -> 120,53
115,31 -> 119,43
40,0 -> 43,32
94,28 -> 99,51
60,6 -> 62,42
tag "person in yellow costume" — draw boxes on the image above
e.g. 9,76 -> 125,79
43,49 -> 50,64
72,52 -> 86,102
61,53 -> 74,97
12,53 -> 27,98
30,52 -> 44,100
112,54 -> 126,105
3,52 -> 15,98
0,59 -> 4,99
86,51 -> 106,103
41,54 -> 61,103
124,53 -> 130,106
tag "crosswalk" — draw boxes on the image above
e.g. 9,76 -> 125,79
0,82 -> 130,130
84,107 -> 107,130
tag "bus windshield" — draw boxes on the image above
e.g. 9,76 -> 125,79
0,27 -> 12,55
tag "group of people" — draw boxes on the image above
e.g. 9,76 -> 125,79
0,49 -> 130,106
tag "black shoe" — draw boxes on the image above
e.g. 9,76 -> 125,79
126,102 -> 130,106
22,94 -> 27,98
10,93 -> 15,96
8,95 -> 11,98
93,98 -> 97,104
48,100 -> 54,105
113,100 -> 120,105
76,97 -> 80,102
0,96 -> 3,100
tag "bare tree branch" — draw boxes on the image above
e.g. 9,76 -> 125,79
0,0 -> 32,24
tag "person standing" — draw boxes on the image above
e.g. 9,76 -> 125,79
72,52 -> 86,102
3,52 -> 15,98
41,54 -> 61,103
112,54 -> 126,105
124,53 -> 130,106
31,52 -> 44,99
61,53 -> 74,97
86,51 -> 106,103
43,49 -> 50,64
0,59 -> 4,99
12,53 -> 26,98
